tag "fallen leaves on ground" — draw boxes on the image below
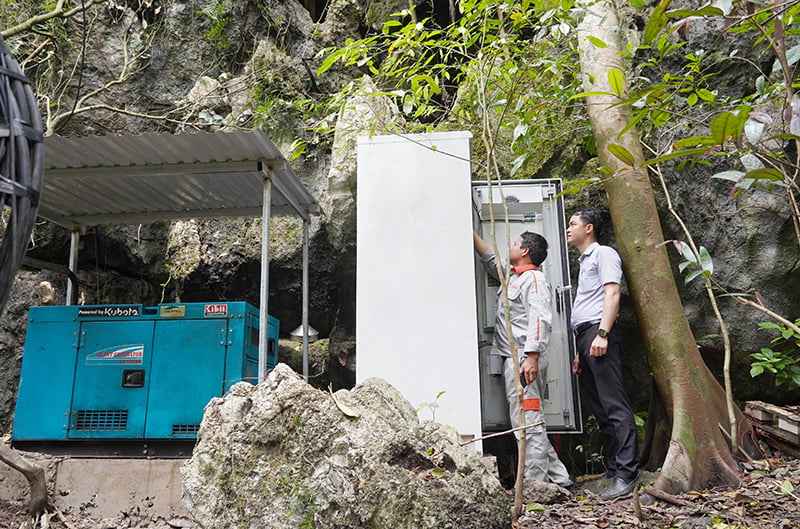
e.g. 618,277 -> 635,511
0,458 -> 797,528
516,457 -> 799,529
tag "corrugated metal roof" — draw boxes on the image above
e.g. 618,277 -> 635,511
41,130 -> 318,229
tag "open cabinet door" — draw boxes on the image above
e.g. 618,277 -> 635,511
473,179 -> 581,433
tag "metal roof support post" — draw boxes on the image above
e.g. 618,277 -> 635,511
65,230 -> 80,306
258,170 -> 273,384
302,218 -> 309,379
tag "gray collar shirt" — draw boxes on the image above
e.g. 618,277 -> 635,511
570,242 -> 622,328
479,250 -> 552,357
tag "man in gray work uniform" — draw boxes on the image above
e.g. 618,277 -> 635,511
567,209 -> 640,500
474,230 -> 572,488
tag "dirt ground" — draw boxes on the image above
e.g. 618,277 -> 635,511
517,457 -> 800,529
0,457 -> 797,528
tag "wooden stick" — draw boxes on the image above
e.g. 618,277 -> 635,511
459,420 -> 546,445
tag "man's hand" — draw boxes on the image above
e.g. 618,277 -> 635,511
589,334 -> 608,357
521,353 -> 540,385
572,352 -> 581,375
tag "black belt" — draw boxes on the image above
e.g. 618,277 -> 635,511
574,321 -> 599,335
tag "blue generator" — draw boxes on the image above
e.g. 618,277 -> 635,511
13,302 -> 278,443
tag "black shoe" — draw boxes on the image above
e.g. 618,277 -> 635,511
599,470 -> 616,481
601,475 -> 640,500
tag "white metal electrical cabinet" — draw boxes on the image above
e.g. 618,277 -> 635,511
356,131 -> 483,448
472,180 -> 581,433
356,132 -> 582,453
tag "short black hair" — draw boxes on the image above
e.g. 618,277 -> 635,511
573,209 -> 604,237
520,231 -> 548,266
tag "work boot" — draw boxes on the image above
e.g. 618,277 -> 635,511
601,474 -> 640,500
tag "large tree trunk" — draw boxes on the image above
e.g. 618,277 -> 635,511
575,0 -> 753,493
0,443 -> 50,516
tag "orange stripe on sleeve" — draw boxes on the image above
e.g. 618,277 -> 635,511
524,398 -> 541,411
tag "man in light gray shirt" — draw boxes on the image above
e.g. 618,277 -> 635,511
474,230 -> 572,488
568,208 -> 639,500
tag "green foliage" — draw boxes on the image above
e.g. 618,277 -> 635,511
416,390 -> 446,421
634,0 -> 800,214
750,320 -> 800,389
634,411 -> 647,444
666,240 -> 714,284
575,414 -> 606,474
199,1 -> 231,51
317,0 -> 586,177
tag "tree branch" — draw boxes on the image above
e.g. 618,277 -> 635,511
2,0 -> 110,39
732,295 -> 800,335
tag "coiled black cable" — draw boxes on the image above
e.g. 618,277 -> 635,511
0,35 -> 44,317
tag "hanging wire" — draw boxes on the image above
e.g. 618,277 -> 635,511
0,35 -> 45,317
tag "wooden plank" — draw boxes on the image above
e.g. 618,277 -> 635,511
779,417 -> 800,436
745,401 -> 800,426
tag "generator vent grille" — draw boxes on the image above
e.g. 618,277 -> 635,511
172,424 -> 200,436
75,410 -> 128,431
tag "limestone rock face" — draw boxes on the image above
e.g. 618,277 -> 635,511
322,75 -> 405,253
182,364 -> 509,529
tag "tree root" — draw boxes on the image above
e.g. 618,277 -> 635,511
642,486 -> 694,507
0,441 -> 51,516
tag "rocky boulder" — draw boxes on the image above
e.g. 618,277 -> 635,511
182,364 -> 510,529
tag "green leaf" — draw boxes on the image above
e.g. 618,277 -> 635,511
765,133 -> 800,141
744,168 -> 785,182
685,269 -> 705,284
666,6 -> 724,17
780,479 -> 795,494
687,92 -> 698,106
644,147 -> 708,165
673,135 -> 716,148
711,170 -> 745,182
710,111 -> 742,144
556,178 -> 601,198
786,44 -> 800,66
432,468 -> 446,478
608,143 -> 635,166
318,48 -> 347,74
618,107 -> 649,137
644,0 -> 671,43
290,139 -> 306,160
680,241 -> 697,263
697,88 -> 716,102
587,35 -> 607,48
698,246 -> 713,275
525,502 -> 546,512
568,90 -> 616,100
511,153 -> 529,177
628,0 -> 644,7
608,68 -> 625,96
382,20 -> 403,33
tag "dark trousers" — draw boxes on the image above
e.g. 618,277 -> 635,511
576,323 -> 639,480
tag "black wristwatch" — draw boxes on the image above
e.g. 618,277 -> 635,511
597,328 -> 609,338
